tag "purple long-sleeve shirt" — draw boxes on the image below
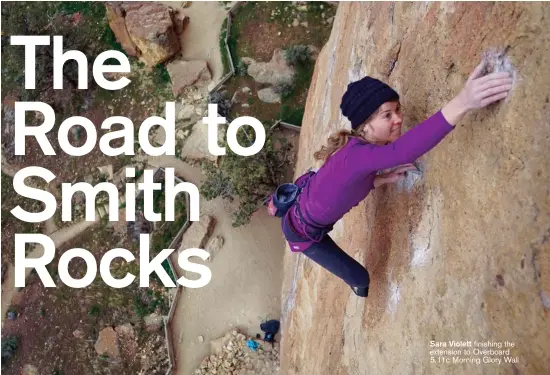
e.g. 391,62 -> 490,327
283,110 -> 455,252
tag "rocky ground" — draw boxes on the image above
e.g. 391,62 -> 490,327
222,1 -> 337,125
194,329 -> 280,375
2,1 -> 306,374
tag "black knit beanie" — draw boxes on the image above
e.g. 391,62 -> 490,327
340,76 -> 400,130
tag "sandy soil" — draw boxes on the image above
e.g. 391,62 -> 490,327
162,1 -> 229,82
147,155 -> 286,375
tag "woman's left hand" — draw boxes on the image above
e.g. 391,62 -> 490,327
374,164 -> 417,187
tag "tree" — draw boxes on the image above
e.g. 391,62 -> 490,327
200,124 -> 292,227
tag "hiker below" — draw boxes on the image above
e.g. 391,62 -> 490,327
279,60 -> 513,298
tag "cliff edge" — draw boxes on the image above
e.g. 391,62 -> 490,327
280,2 -> 550,375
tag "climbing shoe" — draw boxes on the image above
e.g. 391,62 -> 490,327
351,286 -> 369,298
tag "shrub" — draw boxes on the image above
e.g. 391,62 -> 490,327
1,336 -> 19,363
200,129 -> 292,227
284,45 -> 312,66
236,60 -> 248,76
88,304 -> 101,317
272,81 -> 295,101
208,91 -> 233,118
152,64 -> 171,86
279,105 -> 304,125
200,162 -> 236,202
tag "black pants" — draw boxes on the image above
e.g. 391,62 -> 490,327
302,235 -> 370,288
283,217 -> 370,288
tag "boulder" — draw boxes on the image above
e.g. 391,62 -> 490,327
167,60 -> 212,97
205,236 -> 225,262
257,87 -> 281,103
171,8 -> 190,35
73,329 -> 85,339
243,49 -> 295,86
21,365 -> 39,375
179,120 -> 223,162
178,215 -> 215,252
123,2 -> 181,66
105,2 -> 139,56
94,327 -> 120,359
177,104 -> 197,121
143,313 -> 163,332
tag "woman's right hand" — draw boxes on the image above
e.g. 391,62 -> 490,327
442,60 -> 514,126
457,61 -> 514,110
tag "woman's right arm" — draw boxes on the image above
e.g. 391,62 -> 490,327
349,110 -> 456,172
350,60 -> 513,173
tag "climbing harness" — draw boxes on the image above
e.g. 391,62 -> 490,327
268,169 -> 335,243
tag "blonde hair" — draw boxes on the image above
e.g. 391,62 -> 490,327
314,109 -> 380,163
313,129 -> 362,162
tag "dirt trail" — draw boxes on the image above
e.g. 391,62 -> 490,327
162,1 -> 228,82
147,156 -> 285,375
1,218 -> 98,325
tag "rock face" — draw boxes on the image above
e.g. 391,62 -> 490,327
243,49 -> 295,86
105,2 -> 186,66
281,3 -> 550,375
167,60 -> 212,97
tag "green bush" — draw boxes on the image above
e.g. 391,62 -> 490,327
1,336 -> 19,364
133,290 -> 169,318
152,64 -> 171,86
88,304 -> 101,317
208,91 -> 233,118
201,128 -> 292,227
284,45 -> 312,66
279,105 -> 305,125
236,60 -> 248,76
273,81 -> 295,101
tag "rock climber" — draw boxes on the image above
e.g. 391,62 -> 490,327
277,60 -> 513,298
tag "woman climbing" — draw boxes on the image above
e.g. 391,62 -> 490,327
275,60 -> 513,298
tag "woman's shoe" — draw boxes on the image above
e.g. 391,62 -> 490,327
351,286 -> 369,297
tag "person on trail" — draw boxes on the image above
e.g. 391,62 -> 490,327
277,60 -> 513,298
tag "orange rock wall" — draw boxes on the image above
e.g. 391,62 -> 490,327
280,2 -> 550,375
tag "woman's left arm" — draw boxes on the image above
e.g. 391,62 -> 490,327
373,164 -> 418,187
